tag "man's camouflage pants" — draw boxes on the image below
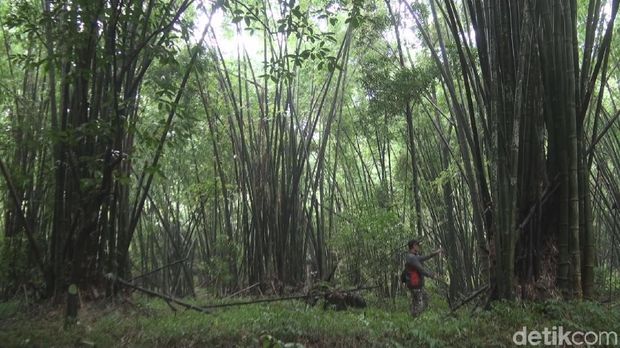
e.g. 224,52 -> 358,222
410,288 -> 427,317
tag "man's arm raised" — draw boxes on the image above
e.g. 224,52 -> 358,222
419,248 -> 443,262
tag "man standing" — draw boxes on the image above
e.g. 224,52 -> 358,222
404,239 -> 442,317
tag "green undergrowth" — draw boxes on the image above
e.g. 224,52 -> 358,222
0,292 -> 618,347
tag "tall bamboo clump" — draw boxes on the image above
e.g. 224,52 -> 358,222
416,0 -> 617,300
537,0 -> 617,299
0,0 -> 195,299
194,0 -> 357,290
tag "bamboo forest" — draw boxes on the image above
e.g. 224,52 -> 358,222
1,0 -> 620,346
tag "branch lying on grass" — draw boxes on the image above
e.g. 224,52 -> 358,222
201,285 -> 379,309
448,284 -> 489,315
106,274 -> 211,314
204,293 -> 313,309
109,273 -> 377,313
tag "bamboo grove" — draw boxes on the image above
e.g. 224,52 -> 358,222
1,0 -> 619,307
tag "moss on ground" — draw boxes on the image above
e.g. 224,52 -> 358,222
0,292 -> 618,347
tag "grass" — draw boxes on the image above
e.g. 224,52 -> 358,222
0,291 -> 619,347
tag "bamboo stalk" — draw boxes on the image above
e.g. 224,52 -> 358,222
107,274 -> 211,314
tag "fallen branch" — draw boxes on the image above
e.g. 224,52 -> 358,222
130,258 -> 189,282
448,284 -> 489,314
202,285 -> 379,309
106,273 -> 211,313
110,273 -> 377,312
205,293 -> 310,309
225,283 -> 260,299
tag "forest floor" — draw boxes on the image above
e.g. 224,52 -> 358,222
1,290 -> 619,347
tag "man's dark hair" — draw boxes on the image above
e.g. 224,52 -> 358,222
408,239 -> 421,249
